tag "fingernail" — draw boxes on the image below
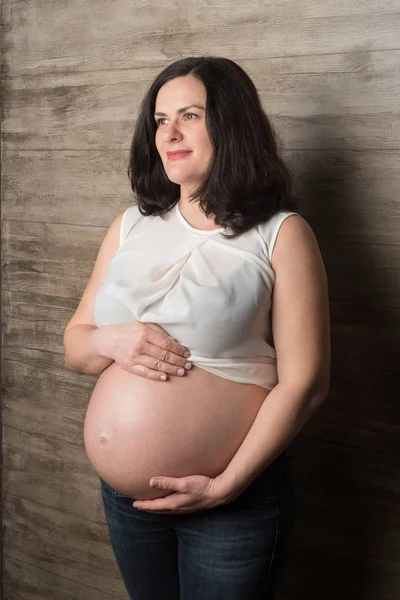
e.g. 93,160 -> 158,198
184,351 -> 191,358
185,362 -> 192,370
177,368 -> 185,376
152,479 -> 160,488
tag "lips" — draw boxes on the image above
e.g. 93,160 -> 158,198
167,151 -> 192,159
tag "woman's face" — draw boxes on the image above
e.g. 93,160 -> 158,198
154,76 -> 214,191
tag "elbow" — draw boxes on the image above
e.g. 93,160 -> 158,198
315,385 -> 329,407
286,370 -> 330,403
311,377 -> 330,409
293,375 -> 330,411
300,384 -> 329,422
64,351 -> 78,372
320,369 -> 331,400
63,333 -> 77,372
64,355 -> 74,371
310,363 -> 330,406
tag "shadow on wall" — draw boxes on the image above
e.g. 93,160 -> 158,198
276,128 -> 399,600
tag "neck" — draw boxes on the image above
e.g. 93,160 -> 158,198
178,197 -> 220,231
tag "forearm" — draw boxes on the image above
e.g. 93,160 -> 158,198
218,380 -> 328,501
63,324 -> 114,376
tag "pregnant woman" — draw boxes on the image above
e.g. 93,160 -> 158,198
63,56 -> 330,600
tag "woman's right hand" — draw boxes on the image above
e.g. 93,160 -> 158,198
98,321 -> 192,381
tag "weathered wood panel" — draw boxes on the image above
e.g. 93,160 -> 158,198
4,556 -> 124,599
2,149 -> 400,230
2,0 -> 400,75
278,435 -> 400,600
2,51 -> 400,150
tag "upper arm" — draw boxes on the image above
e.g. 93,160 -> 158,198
270,215 -> 331,395
63,210 -> 125,335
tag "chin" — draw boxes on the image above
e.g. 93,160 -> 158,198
166,173 -> 198,186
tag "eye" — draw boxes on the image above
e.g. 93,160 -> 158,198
155,113 -> 198,127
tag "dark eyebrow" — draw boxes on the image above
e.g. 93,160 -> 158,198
154,104 -> 205,117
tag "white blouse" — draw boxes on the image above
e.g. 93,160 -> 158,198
94,201 -> 299,390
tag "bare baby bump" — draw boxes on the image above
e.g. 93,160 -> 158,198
84,361 -> 269,500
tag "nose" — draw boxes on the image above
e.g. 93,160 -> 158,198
162,121 -> 183,143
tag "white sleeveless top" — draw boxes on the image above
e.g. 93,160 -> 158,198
94,202 -> 299,390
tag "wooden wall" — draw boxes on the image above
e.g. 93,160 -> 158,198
1,1 -> 399,598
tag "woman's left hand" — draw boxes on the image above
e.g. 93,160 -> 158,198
132,474 -> 233,514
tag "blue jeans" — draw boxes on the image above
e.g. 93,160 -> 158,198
100,451 -> 295,600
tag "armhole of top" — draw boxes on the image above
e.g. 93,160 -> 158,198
268,212 -> 300,262
258,211 -> 300,264
119,206 -> 131,249
119,204 -> 142,249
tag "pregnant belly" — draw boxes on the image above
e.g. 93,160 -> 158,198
84,361 -> 270,500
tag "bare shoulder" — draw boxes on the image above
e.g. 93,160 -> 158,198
271,214 -> 322,270
270,213 -> 330,394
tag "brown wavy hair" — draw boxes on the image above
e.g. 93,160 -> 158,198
128,56 -> 299,239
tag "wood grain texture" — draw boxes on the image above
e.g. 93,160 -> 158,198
2,149 -> 400,226
4,556 -> 124,599
2,0 -> 400,75
278,436 -> 400,600
1,0 -> 400,598
2,50 -> 400,150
